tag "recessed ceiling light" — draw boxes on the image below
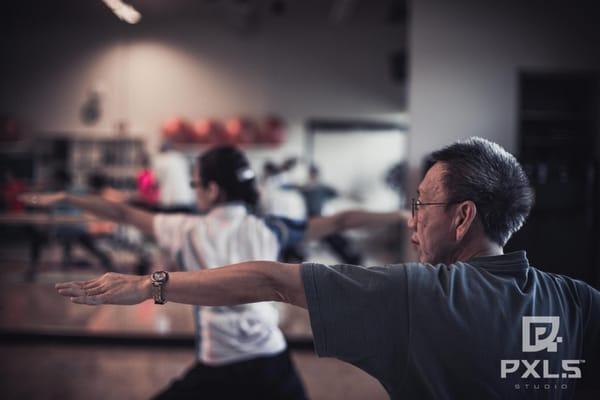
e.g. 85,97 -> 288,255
102,0 -> 141,24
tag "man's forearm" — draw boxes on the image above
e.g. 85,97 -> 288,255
159,262 -> 306,308
56,261 -> 308,309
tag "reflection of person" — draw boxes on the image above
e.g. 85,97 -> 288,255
136,152 -> 160,206
153,141 -> 195,213
300,164 -> 363,264
260,159 -> 307,221
260,159 -> 308,262
25,145 -> 408,399
54,138 -> 600,399
301,164 -> 336,217
301,164 -> 362,265
1,171 -> 26,212
49,170 -> 113,273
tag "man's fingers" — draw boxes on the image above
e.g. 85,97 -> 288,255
56,278 -> 103,291
56,281 -> 105,297
85,285 -> 106,296
82,281 -> 104,291
57,285 -> 87,297
55,281 -> 86,290
56,282 -> 89,295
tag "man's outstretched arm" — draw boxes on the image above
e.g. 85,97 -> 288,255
56,261 -> 307,308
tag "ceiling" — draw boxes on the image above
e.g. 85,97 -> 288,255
1,0 -> 407,31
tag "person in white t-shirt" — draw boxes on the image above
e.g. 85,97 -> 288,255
23,146 -> 409,399
153,141 -> 196,212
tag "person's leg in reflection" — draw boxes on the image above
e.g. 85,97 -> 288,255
77,233 -> 114,272
151,348 -> 307,400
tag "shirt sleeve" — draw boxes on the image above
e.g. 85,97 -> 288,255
301,262 -> 409,385
264,215 -> 307,248
153,213 -> 191,258
579,283 -> 600,394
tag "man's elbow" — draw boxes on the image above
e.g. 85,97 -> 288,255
269,263 -> 307,309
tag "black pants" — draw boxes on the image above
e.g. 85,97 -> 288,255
152,349 -> 308,400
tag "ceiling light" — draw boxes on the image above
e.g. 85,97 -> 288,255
102,0 -> 141,24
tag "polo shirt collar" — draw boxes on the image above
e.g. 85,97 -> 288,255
468,251 -> 529,271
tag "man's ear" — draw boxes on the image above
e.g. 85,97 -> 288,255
454,201 -> 477,242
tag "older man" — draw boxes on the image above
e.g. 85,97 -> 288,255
55,138 -> 599,399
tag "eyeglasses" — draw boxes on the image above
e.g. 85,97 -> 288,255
411,198 -> 465,219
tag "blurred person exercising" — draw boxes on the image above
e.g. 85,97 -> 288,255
153,141 -> 196,213
25,145 -> 408,399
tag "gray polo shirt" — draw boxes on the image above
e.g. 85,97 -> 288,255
301,251 -> 599,399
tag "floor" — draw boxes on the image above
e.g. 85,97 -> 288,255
0,343 -> 388,400
0,239 -> 389,400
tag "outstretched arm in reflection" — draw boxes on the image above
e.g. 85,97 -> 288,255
305,209 -> 410,241
56,261 -> 307,309
21,192 -> 155,236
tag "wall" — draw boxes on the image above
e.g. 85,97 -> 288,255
408,0 -> 600,170
0,7 -> 407,161
408,0 -> 600,280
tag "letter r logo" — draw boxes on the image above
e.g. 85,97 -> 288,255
522,316 -> 562,352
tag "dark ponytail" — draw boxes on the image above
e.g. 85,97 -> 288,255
197,146 -> 260,210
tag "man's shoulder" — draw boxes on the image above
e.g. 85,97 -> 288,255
530,267 -> 600,300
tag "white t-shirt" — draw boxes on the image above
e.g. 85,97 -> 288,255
153,150 -> 195,207
154,205 -> 303,365
260,177 -> 307,221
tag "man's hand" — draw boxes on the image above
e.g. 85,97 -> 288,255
56,272 -> 152,305
20,192 -> 66,207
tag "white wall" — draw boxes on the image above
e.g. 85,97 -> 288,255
1,13 -> 407,161
409,0 -> 600,170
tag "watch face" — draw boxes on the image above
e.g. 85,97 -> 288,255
152,271 -> 168,283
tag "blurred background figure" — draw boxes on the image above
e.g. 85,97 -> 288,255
259,158 -> 308,262
299,163 -> 363,265
301,164 -> 337,218
136,152 -> 160,209
260,158 -> 307,221
87,170 -> 153,276
154,141 -> 196,213
1,171 -> 26,212
28,169 -> 114,280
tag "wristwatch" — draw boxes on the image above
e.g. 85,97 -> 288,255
151,271 -> 169,304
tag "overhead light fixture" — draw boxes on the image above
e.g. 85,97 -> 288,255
102,0 -> 141,24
